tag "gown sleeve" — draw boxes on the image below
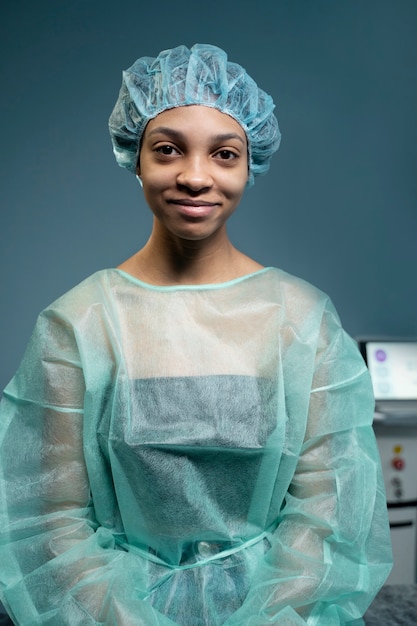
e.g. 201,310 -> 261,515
0,309 -> 178,626
224,298 -> 393,626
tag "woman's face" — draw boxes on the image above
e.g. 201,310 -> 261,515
137,105 -> 249,243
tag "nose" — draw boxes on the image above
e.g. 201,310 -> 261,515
176,156 -> 213,192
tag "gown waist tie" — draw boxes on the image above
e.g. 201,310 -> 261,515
115,529 -> 273,571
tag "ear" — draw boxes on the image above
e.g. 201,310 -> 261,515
135,160 -> 143,186
135,174 -> 143,188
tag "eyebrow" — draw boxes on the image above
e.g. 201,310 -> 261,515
146,126 -> 246,146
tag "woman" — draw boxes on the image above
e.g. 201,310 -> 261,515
0,44 -> 392,625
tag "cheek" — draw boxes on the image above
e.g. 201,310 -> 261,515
141,170 -> 167,194
222,170 -> 248,198
229,157 -> 249,192
142,184 -> 160,211
141,174 -> 171,216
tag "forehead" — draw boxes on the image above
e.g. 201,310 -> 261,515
143,105 -> 247,144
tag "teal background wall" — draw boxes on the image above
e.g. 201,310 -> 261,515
1,0 -> 416,387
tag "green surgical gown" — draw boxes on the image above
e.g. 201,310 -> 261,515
0,267 -> 392,625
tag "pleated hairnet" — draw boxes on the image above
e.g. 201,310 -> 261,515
109,44 -> 281,186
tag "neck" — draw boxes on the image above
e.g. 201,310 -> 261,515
119,223 -> 263,286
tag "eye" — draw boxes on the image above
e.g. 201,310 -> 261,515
155,144 -> 180,156
215,149 -> 238,161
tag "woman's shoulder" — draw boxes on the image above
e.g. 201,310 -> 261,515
41,269 -> 123,321
264,267 -> 331,310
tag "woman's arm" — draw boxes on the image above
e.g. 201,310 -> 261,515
224,301 -> 392,625
0,310 -> 178,625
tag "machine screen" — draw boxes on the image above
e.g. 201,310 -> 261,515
366,342 -> 417,400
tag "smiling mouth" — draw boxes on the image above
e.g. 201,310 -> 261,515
168,199 -> 219,218
169,199 -> 218,207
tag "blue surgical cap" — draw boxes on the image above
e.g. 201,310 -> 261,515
109,44 -> 281,187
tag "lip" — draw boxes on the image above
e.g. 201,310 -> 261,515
168,198 -> 219,218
